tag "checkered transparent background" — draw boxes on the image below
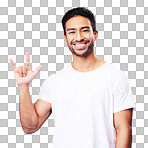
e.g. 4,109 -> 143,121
0,0 -> 148,147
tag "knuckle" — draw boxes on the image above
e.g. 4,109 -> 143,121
19,67 -> 23,72
19,66 -> 22,69
17,67 -> 20,71
23,67 -> 26,72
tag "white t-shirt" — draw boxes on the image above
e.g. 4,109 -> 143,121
38,62 -> 136,148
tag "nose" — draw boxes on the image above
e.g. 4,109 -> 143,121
75,31 -> 84,41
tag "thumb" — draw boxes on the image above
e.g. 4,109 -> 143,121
32,65 -> 42,78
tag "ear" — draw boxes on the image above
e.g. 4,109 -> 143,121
94,30 -> 98,41
64,35 -> 67,44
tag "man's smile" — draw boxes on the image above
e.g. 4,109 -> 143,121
72,41 -> 89,50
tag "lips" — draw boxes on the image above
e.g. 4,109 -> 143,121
72,41 -> 89,50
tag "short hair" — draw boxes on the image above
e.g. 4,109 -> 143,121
62,7 -> 96,35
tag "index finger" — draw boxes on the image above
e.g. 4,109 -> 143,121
9,58 -> 16,70
26,52 -> 30,68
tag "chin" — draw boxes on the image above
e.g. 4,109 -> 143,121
73,48 -> 93,57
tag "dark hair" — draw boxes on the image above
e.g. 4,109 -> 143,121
62,7 -> 96,35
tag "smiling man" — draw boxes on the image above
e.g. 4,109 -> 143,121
64,16 -> 96,58
10,7 -> 136,148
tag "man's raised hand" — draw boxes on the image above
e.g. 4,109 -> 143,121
9,52 -> 42,86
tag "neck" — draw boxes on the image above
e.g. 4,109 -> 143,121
71,50 -> 102,72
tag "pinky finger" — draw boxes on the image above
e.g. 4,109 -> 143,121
32,65 -> 42,79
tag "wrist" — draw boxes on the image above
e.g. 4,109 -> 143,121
18,84 -> 29,92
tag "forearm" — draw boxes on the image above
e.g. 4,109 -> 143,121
19,85 -> 38,132
115,127 -> 132,148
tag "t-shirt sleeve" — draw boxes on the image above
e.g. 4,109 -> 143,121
113,76 -> 136,113
38,75 -> 53,103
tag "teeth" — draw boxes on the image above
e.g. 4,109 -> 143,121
75,44 -> 85,47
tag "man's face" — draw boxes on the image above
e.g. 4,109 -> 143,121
64,15 -> 98,57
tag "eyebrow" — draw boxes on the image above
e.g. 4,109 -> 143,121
67,26 -> 90,31
81,26 -> 90,30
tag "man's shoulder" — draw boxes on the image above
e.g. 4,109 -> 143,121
105,62 -> 127,80
48,63 -> 70,80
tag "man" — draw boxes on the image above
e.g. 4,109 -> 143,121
10,7 -> 136,148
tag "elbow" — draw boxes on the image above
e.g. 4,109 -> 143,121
20,115 -> 39,134
22,117 -> 39,134
22,125 -> 38,134
22,127 -> 32,134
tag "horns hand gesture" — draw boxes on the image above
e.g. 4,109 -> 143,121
9,52 -> 42,86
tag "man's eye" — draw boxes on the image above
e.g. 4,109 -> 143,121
82,30 -> 89,32
69,32 -> 75,34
